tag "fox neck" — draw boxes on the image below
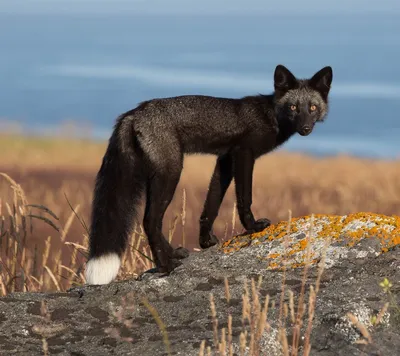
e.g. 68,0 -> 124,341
254,92 -> 297,146
274,105 -> 297,146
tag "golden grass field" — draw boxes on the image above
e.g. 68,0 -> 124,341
1,133 -> 400,295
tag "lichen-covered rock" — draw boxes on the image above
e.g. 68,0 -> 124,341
222,212 -> 400,269
0,213 -> 399,356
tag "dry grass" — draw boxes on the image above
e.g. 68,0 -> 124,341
0,134 -> 105,172
1,134 -> 400,295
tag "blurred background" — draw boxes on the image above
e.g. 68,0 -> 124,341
1,0 -> 400,157
0,0 -> 399,292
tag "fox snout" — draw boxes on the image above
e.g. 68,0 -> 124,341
296,114 -> 316,136
298,125 -> 312,136
289,109 -> 317,136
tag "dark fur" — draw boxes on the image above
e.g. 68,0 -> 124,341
86,64 -> 333,279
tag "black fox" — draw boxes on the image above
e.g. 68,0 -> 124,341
84,64 -> 333,285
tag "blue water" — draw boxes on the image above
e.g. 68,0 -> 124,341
1,6 -> 400,158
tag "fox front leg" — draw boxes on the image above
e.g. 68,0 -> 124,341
199,153 -> 233,249
233,148 -> 271,234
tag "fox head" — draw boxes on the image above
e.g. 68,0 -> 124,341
273,64 -> 333,136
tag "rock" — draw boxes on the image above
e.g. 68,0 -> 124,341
0,212 -> 399,355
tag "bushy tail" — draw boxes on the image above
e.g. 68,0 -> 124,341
84,112 -> 145,285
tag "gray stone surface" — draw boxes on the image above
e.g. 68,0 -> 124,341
0,214 -> 399,355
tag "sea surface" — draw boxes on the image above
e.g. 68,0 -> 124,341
1,8 -> 400,158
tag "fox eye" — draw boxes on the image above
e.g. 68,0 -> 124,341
290,105 -> 297,111
310,104 -> 317,112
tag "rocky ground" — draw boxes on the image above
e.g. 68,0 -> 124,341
0,213 -> 399,356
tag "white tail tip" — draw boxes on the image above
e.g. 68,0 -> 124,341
84,253 -> 121,285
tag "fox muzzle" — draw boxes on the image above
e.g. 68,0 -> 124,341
298,125 -> 312,136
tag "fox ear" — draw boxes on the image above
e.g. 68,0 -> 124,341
274,65 -> 297,94
309,66 -> 333,100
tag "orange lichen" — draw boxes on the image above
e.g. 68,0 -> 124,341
220,212 -> 400,270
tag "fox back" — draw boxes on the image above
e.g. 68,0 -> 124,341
127,95 -> 278,157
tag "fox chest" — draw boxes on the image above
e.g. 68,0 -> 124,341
240,129 -> 280,156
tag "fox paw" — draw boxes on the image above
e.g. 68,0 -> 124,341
173,247 -> 189,259
253,218 -> 271,232
157,258 -> 182,274
199,233 -> 219,249
242,218 -> 271,235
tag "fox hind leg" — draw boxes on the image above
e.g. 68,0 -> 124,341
143,157 -> 189,274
